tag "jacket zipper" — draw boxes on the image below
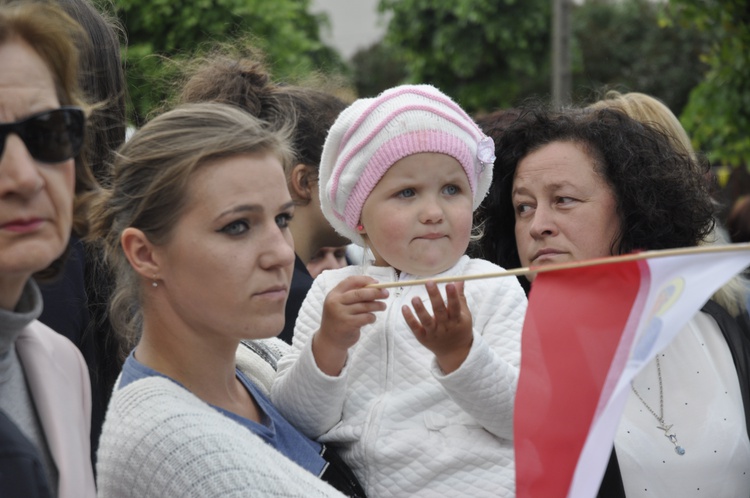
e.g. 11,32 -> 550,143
361,275 -> 404,487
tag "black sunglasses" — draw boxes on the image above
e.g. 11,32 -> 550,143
0,107 -> 85,164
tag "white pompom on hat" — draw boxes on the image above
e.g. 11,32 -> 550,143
319,84 -> 495,247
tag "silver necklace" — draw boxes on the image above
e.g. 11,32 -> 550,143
630,356 -> 686,455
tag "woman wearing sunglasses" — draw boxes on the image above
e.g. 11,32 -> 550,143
0,3 -> 97,497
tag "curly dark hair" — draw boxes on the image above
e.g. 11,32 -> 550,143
474,107 -> 522,144
472,107 -> 715,283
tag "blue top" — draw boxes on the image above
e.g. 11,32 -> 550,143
119,350 -> 326,476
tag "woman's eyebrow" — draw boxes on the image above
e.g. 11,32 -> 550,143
217,200 -> 295,220
217,204 -> 262,219
513,181 -> 575,197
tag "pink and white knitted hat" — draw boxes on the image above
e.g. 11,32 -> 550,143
319,84 -> 495,247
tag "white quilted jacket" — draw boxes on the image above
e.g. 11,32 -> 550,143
272,256 -> 527,497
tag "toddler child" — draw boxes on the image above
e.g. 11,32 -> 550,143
271,84 -> 527,497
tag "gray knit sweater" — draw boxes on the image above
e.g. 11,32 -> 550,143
96,374 -> 345,497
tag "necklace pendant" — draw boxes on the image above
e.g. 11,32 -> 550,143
664,431 -> 686,456
657,423 -> 673,432
632,357 -> 685,456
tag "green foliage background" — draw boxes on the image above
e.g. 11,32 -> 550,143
103,0 -> 747,167
376,0 -> 551,112
572,0 -> 709,114
666,0 -> 750,167
370,0 -> 745,166
98,0 -> 346,124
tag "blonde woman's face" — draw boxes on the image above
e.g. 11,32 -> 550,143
0,39 -> 75,308
153,153 -> 296,340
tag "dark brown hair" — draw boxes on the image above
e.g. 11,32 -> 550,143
178,51 -> 346,181
727,196 -> 750,244
57,0 -> 127,188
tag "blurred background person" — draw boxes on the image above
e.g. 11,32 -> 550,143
56,0 -> 126,188
727,196 -> 750,244
307,245 -> 349,278
726,195 -> 750,311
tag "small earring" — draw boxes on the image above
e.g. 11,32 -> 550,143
357,223 -> 364,232
152,275 -> 158,288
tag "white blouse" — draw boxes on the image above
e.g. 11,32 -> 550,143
616,311 -> 750,497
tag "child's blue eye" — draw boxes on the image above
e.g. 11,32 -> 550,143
443,184 -> 460,195
398,188 -> 416,198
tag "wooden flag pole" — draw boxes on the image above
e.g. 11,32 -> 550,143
366,243 -> 750,290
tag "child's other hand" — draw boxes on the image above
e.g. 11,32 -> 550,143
313,276 -> 388,375
402,281 -> 473,374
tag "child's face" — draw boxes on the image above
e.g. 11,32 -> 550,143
360,152 -> 473,276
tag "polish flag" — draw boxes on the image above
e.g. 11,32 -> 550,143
514,244 -> 750,498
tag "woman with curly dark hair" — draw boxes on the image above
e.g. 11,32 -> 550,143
475,107 -> 716,282
473,107 -> 750,497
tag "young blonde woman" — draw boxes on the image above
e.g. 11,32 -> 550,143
91,103 -> 362,497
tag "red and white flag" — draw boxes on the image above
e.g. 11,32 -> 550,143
514,245 -> 750,498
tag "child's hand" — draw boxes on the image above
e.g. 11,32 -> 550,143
313,276 -> 388,376
402,281 -> 473,374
